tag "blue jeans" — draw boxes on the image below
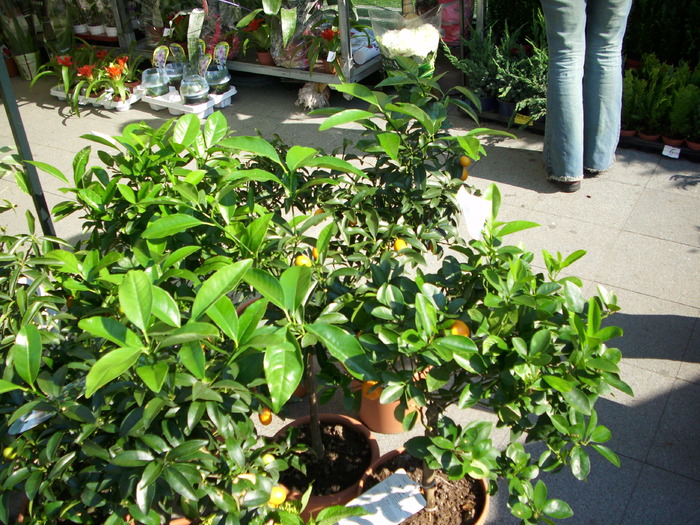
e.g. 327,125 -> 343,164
541,0 -> 633,181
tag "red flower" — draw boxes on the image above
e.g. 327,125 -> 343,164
96,49 -> 108,60
320,28 -> 338,42
77,64 -> 95,78
104,63 -> 124,80
245,18 -> 263,32
56,55 -> 73,67
116,55 -> 128,67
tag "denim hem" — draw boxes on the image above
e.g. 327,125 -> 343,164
547,176 -> 582,183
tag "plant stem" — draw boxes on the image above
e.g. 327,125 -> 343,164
422,460 -> 437,510
306,349 -> 325,458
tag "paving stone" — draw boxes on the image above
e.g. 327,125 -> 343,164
621,464 -> 700,525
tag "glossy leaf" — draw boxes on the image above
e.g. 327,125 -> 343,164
13,325 -> 42,386
264,341 -> 303,413
119,271 -> 153,333
542,499 -> 574,519
79,317 -> 142,348
220,136 -> 282,165
203,111 -> 228,148
172,113 -> 200,147
151,286 -> 181,328
285,145 -> 317,172
279,265 -> 313,314
307,323 -> 377,381
179,342 -> 206,380
136,362 -> 169,393
191,259 -> 252,320
111,450 -> 155,467
243,268 -> 285,310
85,347 -> 142,397
543,375 -> 572,393
318,109 -> 376,131
206,295 -> 239,342
163,465 -> 198,501
591,444 -> 620,467
562,386 -> 592,415
142,214 -> 206,239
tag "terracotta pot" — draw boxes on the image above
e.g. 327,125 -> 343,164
322,60 -> 336,74
4,56 -> 19,77
256,51 -> 275,66
685,139 -> 700,151
276,414 -> 380,520
619,129 -> 636,137
637,131 -> 660,142
358,448 -> 491,525
357,381 -> 418,434
662,136 -> 684,147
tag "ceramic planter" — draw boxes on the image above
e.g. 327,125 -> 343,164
72,23 -> 88,34
87,24 -> 105,36
256,51 -> 275,66
276,414 -> 380,520
105,26 -> 118,38
662,136 -> 684,147
358,448 -> 491,525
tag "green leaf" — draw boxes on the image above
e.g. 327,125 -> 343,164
318,109 -> 376,131
111,450 -> 155,467
163,465 -> 198,501
243,268 -> 285,310
12,325 -> 42,386
0,379 -> 22,394
302,156 -> 365,177
562,386 -> 592,415
306,323 -> 377,381
151,287 -> 181,328
285,145 -> 317,172
191,259 -> 252,321
172,113 -> 201,147
332,83 -> 380,105
27,160 -> 69,183
543,375 -> 572,393
206,295 -> 238,342
78,317 -> 142,348
279,265 -> 313,313
142,214 -> 206,239
377,132 -> 400,161
510,502 -> 533,520
179,342 -> 206,380
414,293 -> 437,337
542,499 -> 573,520
136,362 -> 169,393
434,336 -> 478,371
219,136 -> 282,166
591,444 -> 620,467
264,341 -> 303,413
119,271 -> 153,333
497,220 -> 540,237
86,347 -> 142,397
533,480 -> 548,508
203,111 -> 228,148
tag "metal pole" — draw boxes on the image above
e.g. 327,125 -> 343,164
0,57 -> 56,237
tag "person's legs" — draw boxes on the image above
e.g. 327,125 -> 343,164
583,0 -> 633,172
541,0 -> 586,183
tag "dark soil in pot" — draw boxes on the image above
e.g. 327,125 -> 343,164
363,451 -> 487,525
279,420 -> 373,496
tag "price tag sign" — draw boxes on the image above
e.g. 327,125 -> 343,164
513,113 -> 534,126
327,51 -> 337,62
662,145 -> 681,159
337,470 -> 426,525
456,186 -> 491,240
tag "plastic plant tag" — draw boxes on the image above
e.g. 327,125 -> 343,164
337,470 -> 426,525
456,186 -> 490,240
662,145 -> 681,159
327,50 -> 337,62
199,55 -> 212,76
152,45 -> 169,68
514,113 -> 534,126
169,43 -> 187,63
214,42 -> 230,67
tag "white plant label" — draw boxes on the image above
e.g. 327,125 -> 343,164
337,470 -> 426,525
456,186 -> 490,240
662,145 -> 681,159
327,51 -> 337,62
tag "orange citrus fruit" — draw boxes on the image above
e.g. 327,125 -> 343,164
259,407 -> 273,426
268,485 -> 288,506
294,255 -> 312,267
459,156 -> 472,168
314,208 -> 324,215
361,381 -> 382,401
450,320 -> 471,337
461,168 -> 469,181
312,246 -> 319,260
393,238 -> 407,252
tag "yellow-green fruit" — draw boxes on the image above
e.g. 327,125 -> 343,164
262,453 -> 276,465
268,485 -> 288,506
294,255 -> 312,267
3,447 -> 17,460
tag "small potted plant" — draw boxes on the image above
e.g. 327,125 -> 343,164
238,15 -> 273,65
0,1 -> 41,80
